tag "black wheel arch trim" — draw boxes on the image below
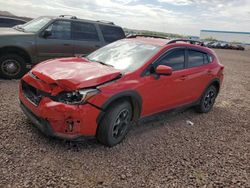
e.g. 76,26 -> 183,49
0,46 -> 32,64
199,78 -> 221,102
207,78 -> 221,92
96,90 -> 142,125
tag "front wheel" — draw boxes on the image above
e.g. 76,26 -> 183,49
97,100 -> 132,147
0,54 -> 27,79
196,85 -> 218,113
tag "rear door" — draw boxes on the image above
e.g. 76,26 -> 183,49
36,20 -> 74,62
184,48 -> 213,101
72,21 -> 103,56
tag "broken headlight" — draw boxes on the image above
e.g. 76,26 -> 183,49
56,89 -> 99,105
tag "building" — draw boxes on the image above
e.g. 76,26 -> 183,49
200,30 -> 250,44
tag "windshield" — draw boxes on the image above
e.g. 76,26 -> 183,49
19,17 -> 51,33
87,40 -> 161,72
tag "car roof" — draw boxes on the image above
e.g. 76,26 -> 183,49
44,15 -> 121,27
126,37 -> 170,46
125,36 -> 215,54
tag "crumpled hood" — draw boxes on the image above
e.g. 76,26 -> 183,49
31,57 -> 121,91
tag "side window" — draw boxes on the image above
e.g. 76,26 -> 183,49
99,25 -> 125,43
207,54 -> 213,63
188,50 -> 212,67
11,20 -> 25,26
46,21 -> 71,40
203,54 -> 209,64
158,49 -> 185,71
72,22 -> 99,41
0,18 -> 11,27
188,50 -> 204,68
14,20 -> 25,25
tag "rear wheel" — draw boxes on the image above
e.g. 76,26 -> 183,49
0,54 -> 27,79
196,85 -> 217,113
97,100 -> 132,147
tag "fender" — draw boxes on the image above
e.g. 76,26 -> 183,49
206,77 -> 221,92
198,77 -> 221,103
0,46 -> 33,65
96,90 -> 142,125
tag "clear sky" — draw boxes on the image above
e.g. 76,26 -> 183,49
1,0 -> 250,35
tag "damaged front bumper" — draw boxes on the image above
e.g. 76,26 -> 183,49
19,82 -> 102,140
20,102 -> 87,140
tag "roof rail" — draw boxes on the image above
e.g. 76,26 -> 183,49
59,15 -> 77,19
167,39 -> 204,46
126,34 -> 169,40
97,20 -> 114,25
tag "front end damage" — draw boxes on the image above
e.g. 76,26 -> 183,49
19,73 -> 103,140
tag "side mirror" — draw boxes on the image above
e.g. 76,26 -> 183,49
42,30 -> 52,38
155,65 -> 173,76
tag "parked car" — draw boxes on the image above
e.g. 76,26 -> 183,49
0,15 -> 125,79
215,42 -> 223,49
220,42 -> 230,49
19,37 -> 224,147
204,41 -> 214,48
203,41 -> 210,47
0,16 -> 27,28
231,44 -> 245,51
208,42 -> 217,48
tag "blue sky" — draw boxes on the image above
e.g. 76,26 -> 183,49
1,0 -> 250,35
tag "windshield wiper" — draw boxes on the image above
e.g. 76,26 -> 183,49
86,58 -> 114,67
13,25 -> 25,32
95,60 -> 114,67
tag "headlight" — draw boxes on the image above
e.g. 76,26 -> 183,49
56,89 -> 99,105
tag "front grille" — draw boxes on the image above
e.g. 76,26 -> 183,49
21,81 -> 44,106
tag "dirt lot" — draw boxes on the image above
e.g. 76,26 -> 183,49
0,49 -> 249,188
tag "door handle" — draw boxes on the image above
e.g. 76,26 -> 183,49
180,75 -> 187,80
95,45 -> 101,48
63,43 -> 70,46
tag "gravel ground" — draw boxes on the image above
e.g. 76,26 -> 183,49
0,49 -> 250,188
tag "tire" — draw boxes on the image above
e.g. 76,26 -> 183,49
195,85 -> 218,113
97,100 -> 132,147
0,54 -> 27,79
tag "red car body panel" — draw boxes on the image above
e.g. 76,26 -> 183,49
19,38 -> 224,139
31,57 -> 121,91
19,78 -> 101,137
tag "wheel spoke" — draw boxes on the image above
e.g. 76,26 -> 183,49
203,89 -> 216,109
112,109 -> 130,139
120,110 -> 128,120
1,59 -> 20,76
115,117 -> 121,125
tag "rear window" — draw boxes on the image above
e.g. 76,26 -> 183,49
99,25 -> 125,43
72,22 -> 99,41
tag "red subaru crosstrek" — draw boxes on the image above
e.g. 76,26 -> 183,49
19,36 -> 224,146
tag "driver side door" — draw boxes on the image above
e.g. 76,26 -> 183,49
36,20 -> 74,63
139,48 -> 191,117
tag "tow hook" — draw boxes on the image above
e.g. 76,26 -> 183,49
65,119 -> 74,132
